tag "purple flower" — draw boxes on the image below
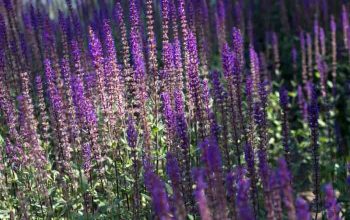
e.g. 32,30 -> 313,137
278,158 -> 296,220
44,59 -> 73,169
270,170 -> 283,220
319,27 -> 326,56
210,71 -> 225,104
232,27 -> 244,72
279,86 -> 291,165
173,38 -> 184,91
307,84 -> 320,216
199,137 -> 227,218
314,19 -> 320,58
161,0 -> 170,42
0,81 -> 19,140
243,143 -> 255,184
297,85 -> 308,121
254,90 -> 274,218
222,43 -> 234,79
279,86 -> 289,109
306,33 -> 313,80
5,138 -> 23,170
129,0 -> 142,34
199,137 -> 223,176
296,197 -> 311,220
187,31 -> 204,133
201,79 -> 210,117
192,169 -> 211,220
166,152 -> 182,193
300,31 -> 308,85
88,27 -> 108,112
17,72 -> 48,170
166,152 -> 186,219
236,178 -> 254,220
308,85 -> 319,134
272,32 -> 280,71
246,75 -> 254,128
249,46 -> 260,99
127,115 -> 142,217
330,15 -> 337,95
71,39 -> 84,79
209,111 -> 220,141
243,142 -> 257,214
3,0 -> 13,11
342,5 -> 349,49
103,20 -> 124,118
316,56 -> 328,98
174,90 -> 189,150
144,162 -> 172,220
82,142 -> 91,175
0,13 -> 7,49
29,5 -> 40,33
35,75 -> 50,142
223,43 -> 241,163
71,76 -> 101,169
130,28 -> 146,80
324,184 -> 341,220
232,28 -> 245,139
226,171 -> 236,199
173,90 -> 192,203
126,116 -> 137,149
161,92 -> 175,135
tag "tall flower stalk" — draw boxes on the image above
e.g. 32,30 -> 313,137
307,85 -> 320,217
279,86 -> 291,167
324,184 -> 341,220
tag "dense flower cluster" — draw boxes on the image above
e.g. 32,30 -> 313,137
0,0 -> 348,219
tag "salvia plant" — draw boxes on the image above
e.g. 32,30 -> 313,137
0,0 -> 349,219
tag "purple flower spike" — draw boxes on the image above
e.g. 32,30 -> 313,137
187,31 -> 204,135
296,197 -> 311,220
144,163 -> 172,220
161,92 -> 175,136
174,90 -> 189,150
316,56 -> 328,98
210,71 -> 225,104
192,169 -> 212,220
5,139 -> 22,170
319,27 -> 326,56
324,184 -> 341,220
222,43 -> 234,79
279,86 -> 289,109
249,46 -> 260,99
297,85 -> 308,121
199,137 -> 227,219
232,27 -> 244,72
279,86 -> 291,166
88,26 -> 107,110
278,158 -> 296,220
166,152 -> 186,219
130,28 -> 146,80
236,178 -> 254,220
244,143 -> 255,183
343,5 -> 349,49
82,142 -> 91,175
127,116 -> 138,149
308,85 -> 319,132
330,15 -> 337,96
307,84 -> 320,217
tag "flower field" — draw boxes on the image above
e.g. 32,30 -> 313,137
0,0 -> 349,219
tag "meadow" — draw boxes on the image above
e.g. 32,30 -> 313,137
0,0 -> 349,219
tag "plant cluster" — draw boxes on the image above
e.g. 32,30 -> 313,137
0,0 -> 349,219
